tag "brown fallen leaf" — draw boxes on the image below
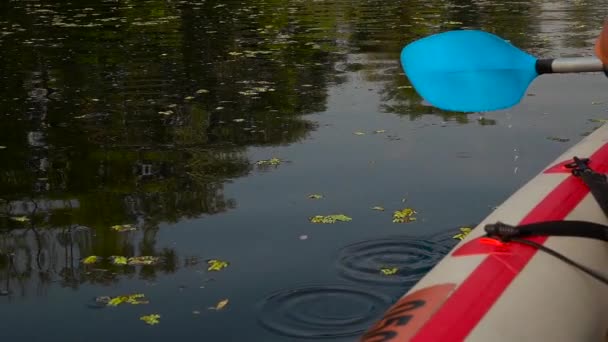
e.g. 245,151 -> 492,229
208,298 -> 229,310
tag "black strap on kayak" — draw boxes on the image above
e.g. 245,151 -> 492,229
565,156 -> 608,217
484,220 -> 608,242
478,155 -> 608,286
484,221 -> 608,285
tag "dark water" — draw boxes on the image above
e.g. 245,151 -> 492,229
1,1 -> 608,341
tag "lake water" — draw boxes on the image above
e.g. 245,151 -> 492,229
1,1 -> 608,341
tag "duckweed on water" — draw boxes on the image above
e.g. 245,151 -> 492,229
380,267 -> 399,276
110,256 -> 128,265
309,214 -> 352,224
110,224 -> 136,232
82,256 -> 99,264
84,255 -> 159,265
392,208 -> 417,223
140,314 -> 160,325
207,259 -> 229,271
256,158 -> 282,166
453,227 -> 473,240
106,293 -> 149,306
128,256 -> 160,265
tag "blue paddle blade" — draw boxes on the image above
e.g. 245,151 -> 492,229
401,30 -> 538,112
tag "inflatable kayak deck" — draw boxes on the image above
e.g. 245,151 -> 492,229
363,124 -> 608,341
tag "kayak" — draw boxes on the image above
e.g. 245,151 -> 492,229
362,123 -> 608,341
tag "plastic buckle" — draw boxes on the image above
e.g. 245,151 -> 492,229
564,156 -> 590,176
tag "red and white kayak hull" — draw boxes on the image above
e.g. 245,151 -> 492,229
363,124 -> 608,341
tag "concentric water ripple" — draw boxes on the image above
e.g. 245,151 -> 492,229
336,235 -> 456,287
258,284 -> 392,339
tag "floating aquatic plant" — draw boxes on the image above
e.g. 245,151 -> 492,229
110,256 -> 128,265
309,214 -> 352,224
392,208 -> 417,223
128,256 -> 159,266
107,293 -> 148,306
256,158 -> 282,166
82,255 -> 99,264
453,227 -> 473,240
110,224 -> 136,232
140,314 -> 160,325
380,267 -> 399,276
207,259 -> 229,271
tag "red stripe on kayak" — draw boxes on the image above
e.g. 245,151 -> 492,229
410,143 -> 608,341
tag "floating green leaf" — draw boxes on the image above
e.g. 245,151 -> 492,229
107,293 -> 148,306
140,314 -> 160,325
308,194 -> 323,199
111,256 -> 128,265
128,256 -> 159,266
256,158 -> 282,166
10,216 -> 29,222
309,214 -> 352,224
207,259 -> 229,271
392,208 -> 417,223
453,227 -> 473,241
110,224 -> 136,232
380,267 -> 399,275
82,255 -> 99,264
